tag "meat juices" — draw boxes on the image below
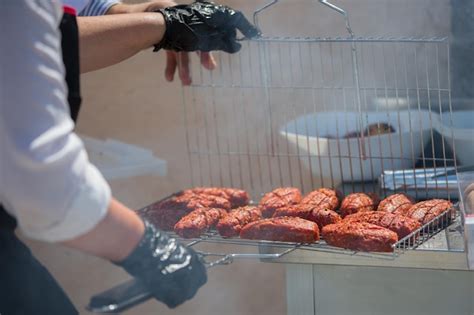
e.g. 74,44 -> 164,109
273,203 -> 341,230
240,217 -> 320,243
377,193 -> 413,214
301,188 -> 341,210
400,199 -> 454,224
216,206 -> 263,238
144,193 -> 231,230
339,193 -> 379,217
182,187 -> 250,208
174,208 -> 227,238
322,222 -> 398,252
259,187 -> 302,217
343,211 -> 421,239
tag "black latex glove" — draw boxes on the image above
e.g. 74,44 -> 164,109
154,1 -> 261,53
115,220 -> 207,308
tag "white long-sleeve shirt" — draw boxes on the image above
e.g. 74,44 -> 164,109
0,0 -> 111,242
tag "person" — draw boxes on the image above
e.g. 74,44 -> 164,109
74,0 -> 217,85
0,1 -> 259,314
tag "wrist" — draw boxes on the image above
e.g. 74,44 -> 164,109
144,12 -> 166,49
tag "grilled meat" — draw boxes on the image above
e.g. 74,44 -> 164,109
377,193 -> 413,214
300,188 -> 341,210
216,206 -> 263,238
322,222 -> 398,252
398,199 -> 453,224
142,193 -> 231,230
182,187 -> 249,208
240,216 -> 320,243
273,203 -> 341,229
259,187 -> 302,217
174,207 -> 227,238
343,211 -> 420,239
339,193 -> 379,217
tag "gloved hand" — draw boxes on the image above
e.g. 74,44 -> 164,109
154,1 -> 260,53
115,220 -> 207,308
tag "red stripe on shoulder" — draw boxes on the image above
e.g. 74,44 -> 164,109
63,5 -> 77,16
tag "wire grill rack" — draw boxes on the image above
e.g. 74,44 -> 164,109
181,0 -> 459,201
138,197 -> 457,263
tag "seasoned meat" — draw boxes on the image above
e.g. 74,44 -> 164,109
174,208 -> 227,238
322,222 -> 398,252
308,208 -> 342,229
216,206 -> 263,238
142,193 -> 231,230
240,216 -> 320,243
273,204 -> 341,230
400,199 -> 453,224
377,194 -> 413,214
185,194 -> 231,210
259,187 -> 302,217
301,188 -> 341,210
340,193 -> 380,217
344,211 -> 420,239
343,123 -> 395,138
182,187 -> 249,208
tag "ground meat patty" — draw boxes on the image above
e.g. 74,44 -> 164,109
182,187 -> 249,208
142,194 -> 231,230
400,199 -> 453,224
273,204 -> 341,230
259,187 -> 302,217
339,193 -> 379,217
343,211 -> 420,239
322,222 -> 398,252
240,216 -> 320,243
377,194 -> 413,214
301,188 -> 341,210
174,208 -> 227,238
216,206 -> 263,238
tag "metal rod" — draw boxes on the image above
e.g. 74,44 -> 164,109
413,45 -> 430,198
435,44 -> 450,197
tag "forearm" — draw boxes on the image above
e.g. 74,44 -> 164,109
78,13 -> 165,73
62,198 -> 145,262
105,1 -> 176,14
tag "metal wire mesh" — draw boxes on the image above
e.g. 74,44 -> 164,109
182,37 -> 457,200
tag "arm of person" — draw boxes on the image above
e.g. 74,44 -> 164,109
78,0 -> 216,84
105,0 -> 176,14
62,198 -> 144,262
1,0 -> 143,259
78,12 -> 166,73
1,2 -> 206,307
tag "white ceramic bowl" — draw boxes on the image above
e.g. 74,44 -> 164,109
435,110 -> 474,166
280,110 -> 433,185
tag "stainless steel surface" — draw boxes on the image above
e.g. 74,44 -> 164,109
287,264 -> 474,315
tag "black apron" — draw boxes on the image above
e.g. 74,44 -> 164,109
0,8 -> 82,315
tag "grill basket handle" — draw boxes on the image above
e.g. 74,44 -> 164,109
253,0 -> 355,38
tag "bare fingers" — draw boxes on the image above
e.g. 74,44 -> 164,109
198,51 -> 217,70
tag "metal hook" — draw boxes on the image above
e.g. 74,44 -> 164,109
318,0 -> 354,38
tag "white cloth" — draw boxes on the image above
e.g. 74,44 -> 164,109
0,0 -> 111,242
62,0 -> 121,16
79,0 -> 121,16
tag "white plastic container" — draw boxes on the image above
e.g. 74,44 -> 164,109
80,135 -> 167,180
435,110 -> 474,166
280,110 -> 432,186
